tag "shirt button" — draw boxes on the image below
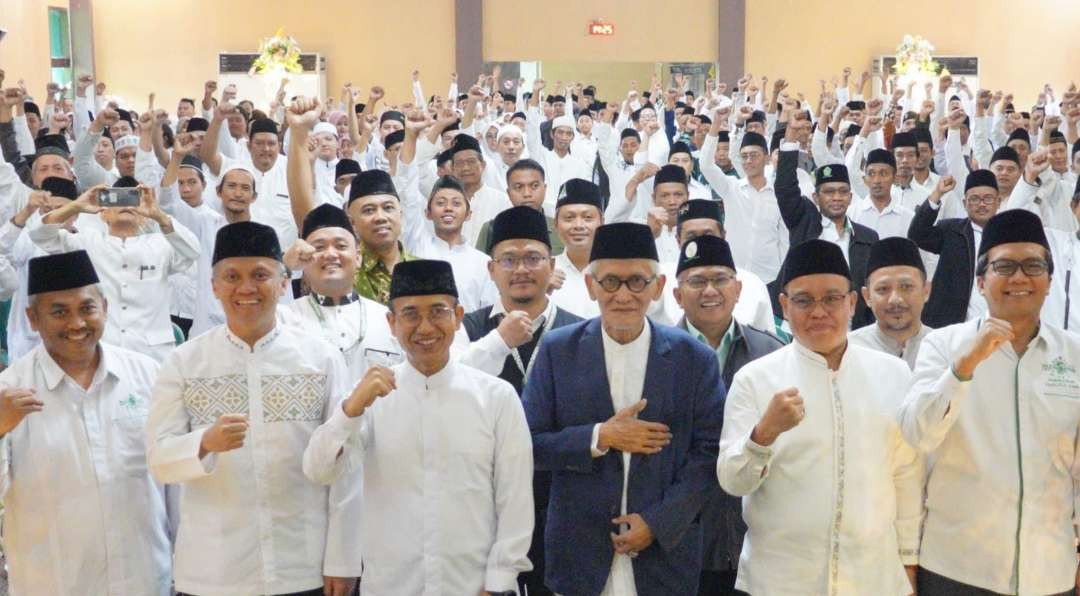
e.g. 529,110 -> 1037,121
122,264 -> 127,269
122,306 -> 127,310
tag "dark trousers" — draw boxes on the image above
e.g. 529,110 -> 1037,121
698,569 -> 740,595
518,471 -> 553,596
917,567 -> 1074,596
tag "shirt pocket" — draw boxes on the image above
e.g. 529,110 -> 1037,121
112,410 -> 150,477
261,373 -> 327,423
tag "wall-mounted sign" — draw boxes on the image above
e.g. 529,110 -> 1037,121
588,21 -> 614,36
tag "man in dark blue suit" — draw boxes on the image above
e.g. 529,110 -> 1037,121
522,222 -> 725,595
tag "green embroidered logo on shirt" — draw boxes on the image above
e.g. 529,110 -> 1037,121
1043,358 -> 1080,396
119,394 -> 143,410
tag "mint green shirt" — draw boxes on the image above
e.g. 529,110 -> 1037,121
687,319 -> 737,370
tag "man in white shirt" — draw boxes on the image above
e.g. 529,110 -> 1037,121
651,199 -> 777,333
147,221 -> 358,596
446,134 -> 513,247
643,164 -> 691,264
718,239 -> 922,595
700,122 -> 787,283
890,132 -> 931,212
399,174 -> 497,311
526,80 -> 592,217
280,203 -> 401,379
473,159 -> 565,255
303,259 -> 534,596
850,237 -> 933,369
900,209 -> 1080,596
202,103 -> 299,254
31,178 -> 200,362
523,222 -> 724,595
550,178 -> 605,319
850,149 -> 915,239
0,250 -> 171,595
310,122 -> 340,205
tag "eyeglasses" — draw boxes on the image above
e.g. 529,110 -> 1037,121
964,196 -> 998,206
786,293 -> 850,311
495,254 -> 547,271
684,274 -> 734,291
987,259 -> 1049,277
817,187 -> 851,197
396,304 -> 455,325
592,275 -> 657,293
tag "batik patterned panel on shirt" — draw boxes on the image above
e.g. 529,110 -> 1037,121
262,374 -> 326,423
183,374 -> 249,425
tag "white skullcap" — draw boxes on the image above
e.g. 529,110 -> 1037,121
496,125 -> 523,142
219,163 -> 257,185
312,122 -> 337,137
552,115 -> 575,132
114,135 -> 140,152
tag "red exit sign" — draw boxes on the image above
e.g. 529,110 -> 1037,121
588,21 -> 614,36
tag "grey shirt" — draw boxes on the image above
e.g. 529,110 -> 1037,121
849,323 -> 933,369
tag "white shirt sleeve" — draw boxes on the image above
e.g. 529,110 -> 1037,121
898,330 -> 974,453
716,370 -> 774,496
146,354 -> 220,483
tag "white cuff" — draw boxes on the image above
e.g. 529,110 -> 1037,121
590,423 -> 608,457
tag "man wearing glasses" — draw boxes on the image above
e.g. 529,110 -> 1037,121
522,222 -> 724,595
900,209 -> 1080,596
461,205 -> 582,596
672,234 -> 784,594
303,259 -> 535,596
774,119 -> 879,329
718,239 -> 923,595
909,170 -> 1003,328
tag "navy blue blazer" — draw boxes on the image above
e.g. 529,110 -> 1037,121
522,318 -> 725,595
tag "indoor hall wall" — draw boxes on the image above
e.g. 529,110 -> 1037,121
89,0 -> 457,111
0,0 -> 69,105
744,0 -> 1080,108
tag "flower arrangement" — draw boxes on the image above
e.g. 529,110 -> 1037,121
892,35 -> 941,77
250,28 -> 302,75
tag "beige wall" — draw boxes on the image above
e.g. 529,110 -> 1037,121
484,0 -> 719,63
89,0 -> 456,112
744,0 -> 1080,108
0,0 -> 68,106
538,61 -> 658,101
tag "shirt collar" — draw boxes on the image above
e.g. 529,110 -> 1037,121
686,318 -> 736,352
600,320 -> 652,354
820,214 -> 853,237
37,343 -> 112,392
400,357 -> 457,391
360,242 -> 405,273
224,324 -> 282,353
312,291 -> 359,307
858,196 -> 900,215
792,337 -> 849,371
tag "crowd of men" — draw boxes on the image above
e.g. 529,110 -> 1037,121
0,60 -> 1078,596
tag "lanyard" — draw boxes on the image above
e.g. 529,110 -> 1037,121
508,309 -> 557,379
307,293 -> 367,346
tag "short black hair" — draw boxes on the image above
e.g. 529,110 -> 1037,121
179,98 -> 196,107
506,158 -> 545,184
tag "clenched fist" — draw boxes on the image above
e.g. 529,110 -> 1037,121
751,388 -> 804,446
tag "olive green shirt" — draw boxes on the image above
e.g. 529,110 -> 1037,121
353,242 -> 414,305
474,215 -> 565,255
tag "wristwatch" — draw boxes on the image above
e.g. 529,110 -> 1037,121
488,591 -> 516,596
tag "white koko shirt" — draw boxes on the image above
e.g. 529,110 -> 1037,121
718,341 -> 923,595
146,324 -> 358,596
0,343 -> 172,595
900,320 -> 1080,595
303,359 -> 535,595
